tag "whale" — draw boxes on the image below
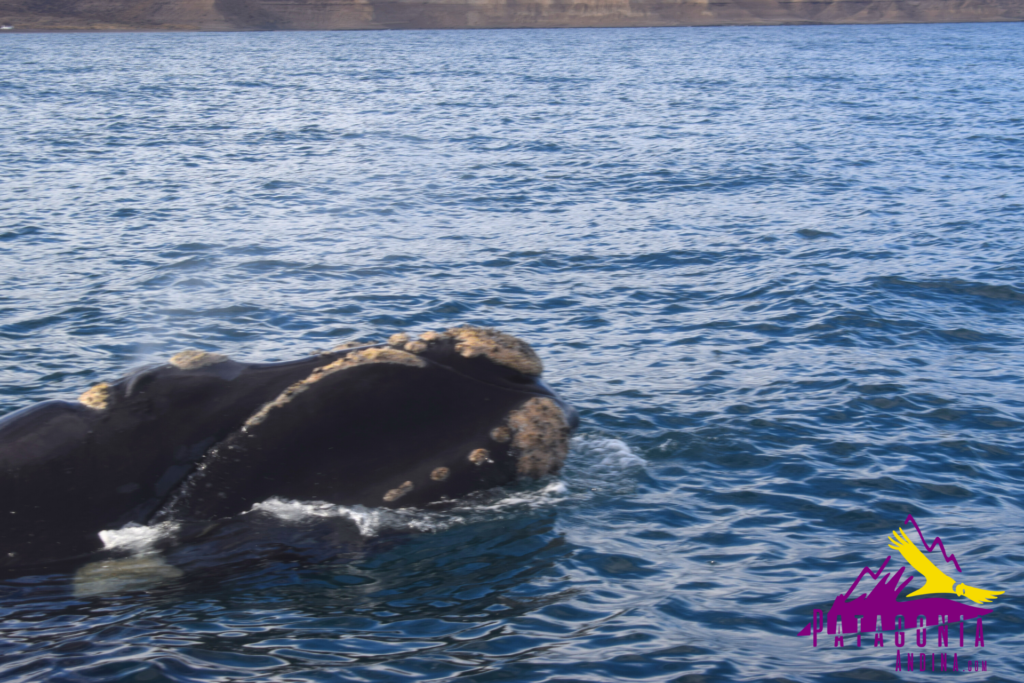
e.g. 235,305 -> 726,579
0,326 -> 578,573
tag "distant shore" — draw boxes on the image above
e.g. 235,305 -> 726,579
2,0 -> 1022,33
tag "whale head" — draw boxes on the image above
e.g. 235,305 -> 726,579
0,326 -> 578,571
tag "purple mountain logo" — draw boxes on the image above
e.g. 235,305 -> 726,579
799,515 -> 1001,641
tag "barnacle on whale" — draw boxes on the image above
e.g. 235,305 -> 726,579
169,349 -> 229,370
508,397 -> 571,477
78,382 -> 112,410
447,326 -> 544,376
468,448 -> 492,465
245,347 -> 425,427
399,325 -> 544,377
383,480 -> 414,502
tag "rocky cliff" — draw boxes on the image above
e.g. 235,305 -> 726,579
1,0 -> 1021,31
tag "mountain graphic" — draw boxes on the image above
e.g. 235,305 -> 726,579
798,560 -> 991,637
799,517 -> 995,637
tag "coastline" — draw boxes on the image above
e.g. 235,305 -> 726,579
2,0 -> 1022,33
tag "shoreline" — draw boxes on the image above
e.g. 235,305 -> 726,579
2,19 -> 1024,33
3,0 -> 1022,34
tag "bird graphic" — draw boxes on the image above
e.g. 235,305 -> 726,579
887,528 -> 1004,605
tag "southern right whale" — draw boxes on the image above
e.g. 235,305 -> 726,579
0,326 -> 578,573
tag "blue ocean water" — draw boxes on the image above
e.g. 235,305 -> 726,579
1,22 -> 1023,682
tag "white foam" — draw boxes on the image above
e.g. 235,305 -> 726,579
483,480 -> 569,508
571,435 -> 646,470
91,435 -> 640,546
250,436 -> 642,536
560,435 -> 646,498
252,478 -> 571,537
251,498 -> 416,535
253,498 -> 463,536
99,521 -> 179,553
73,555 -> 184,598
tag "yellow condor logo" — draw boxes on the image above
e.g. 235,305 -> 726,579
800,515 -> 1005,654
887,528 -> 1004,605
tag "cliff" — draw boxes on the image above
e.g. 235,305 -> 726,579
1,0 -> 1021,31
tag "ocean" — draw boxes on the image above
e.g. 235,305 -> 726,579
1,23 -> 1022,682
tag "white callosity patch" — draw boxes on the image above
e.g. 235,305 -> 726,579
387,333 -> 410,347
78,382 -> 112,410
490,426 -> 512,443
168,349 -> 230,370
403,340 -> 428,354
245,347 -> 425,428
468,448 -> 492,465
446,326 -> 544,376
399,326 -> 543,377
508,396 -> 572,477
382,480 -> 414,502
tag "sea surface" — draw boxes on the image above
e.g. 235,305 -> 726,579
1,22 -> 1023,682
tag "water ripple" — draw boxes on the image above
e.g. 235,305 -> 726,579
2,22 -> 1024,683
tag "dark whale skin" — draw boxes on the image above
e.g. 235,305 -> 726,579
0,328 -> 577,572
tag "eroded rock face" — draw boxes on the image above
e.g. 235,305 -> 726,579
2,0 -> 1021,31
